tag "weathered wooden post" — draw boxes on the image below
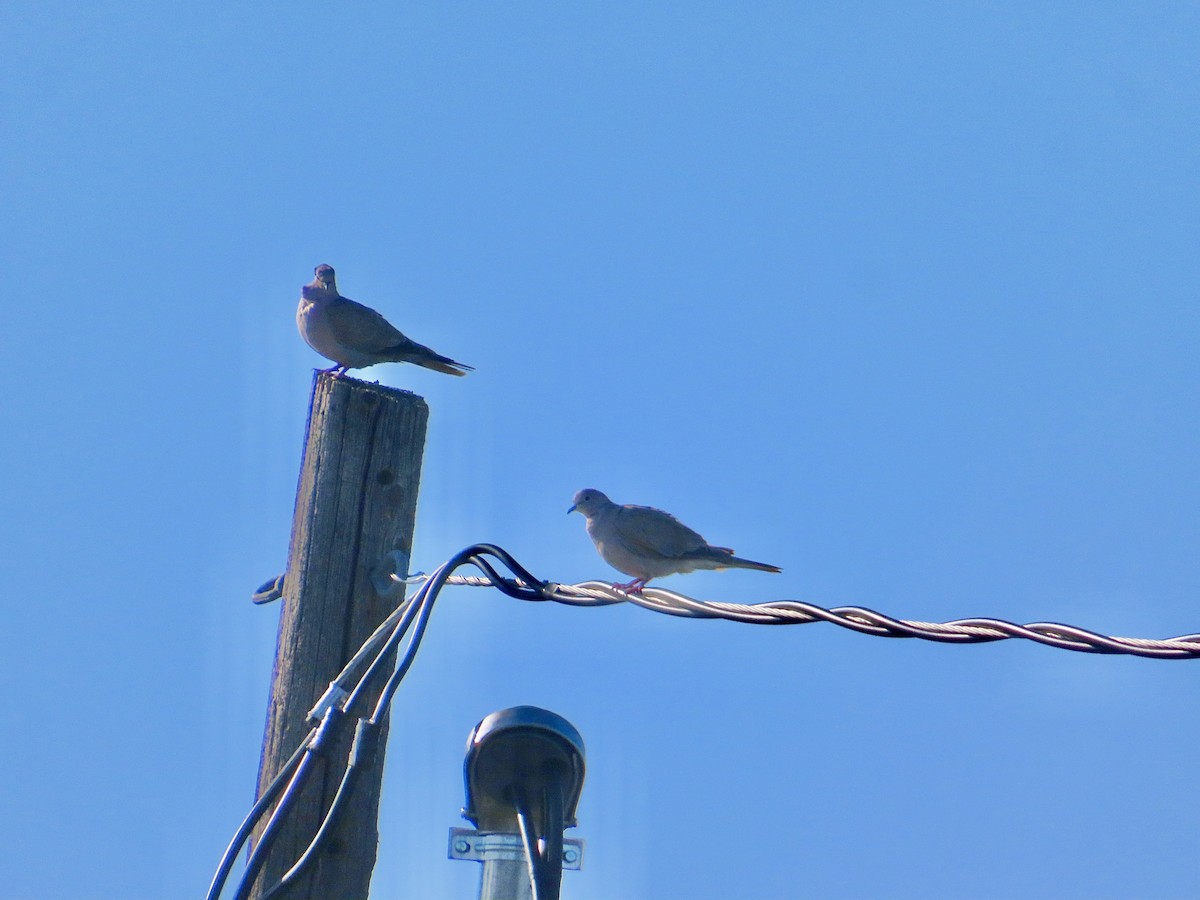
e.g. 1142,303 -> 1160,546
251,372 -> 428,899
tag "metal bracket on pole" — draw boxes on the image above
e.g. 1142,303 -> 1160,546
448,828 -> 584,869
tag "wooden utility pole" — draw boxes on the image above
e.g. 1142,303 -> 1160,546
252,372 -> 429,900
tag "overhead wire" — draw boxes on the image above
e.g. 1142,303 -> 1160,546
434,572 -> 1200,659
208,544 -> 1200,898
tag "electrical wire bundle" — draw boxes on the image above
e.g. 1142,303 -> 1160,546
208,542 -> 1200,898
205,544 -> 548,900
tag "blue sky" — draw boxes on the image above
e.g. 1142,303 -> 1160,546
3,3 -> 1198,898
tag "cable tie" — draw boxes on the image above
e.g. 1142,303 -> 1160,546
307,682 -> 351,724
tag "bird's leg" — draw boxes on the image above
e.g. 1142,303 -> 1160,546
613,577 -> 649,594
318,363 -> 342,375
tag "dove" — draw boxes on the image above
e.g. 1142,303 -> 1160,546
296,264 -> 473,377
568,488 -> 781,593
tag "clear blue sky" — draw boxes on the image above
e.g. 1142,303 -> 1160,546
4,4 -> 1199,898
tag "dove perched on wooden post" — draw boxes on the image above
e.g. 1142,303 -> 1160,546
296,264 -> 473,377
568,488 -> 781,593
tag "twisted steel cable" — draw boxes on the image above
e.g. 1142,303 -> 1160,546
431,571 -> 1200,660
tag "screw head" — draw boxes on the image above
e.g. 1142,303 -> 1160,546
453,838 -> 471,854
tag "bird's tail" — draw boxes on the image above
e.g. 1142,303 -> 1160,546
395,340 -> 475,376
725,555 -> 782,573
412,355 -> 474,376
700,547 -> 782,573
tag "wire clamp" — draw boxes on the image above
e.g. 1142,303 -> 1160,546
447,828 -> 584,870
307,682 -> 351,724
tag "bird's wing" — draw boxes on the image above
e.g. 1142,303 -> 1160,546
324,297 -> 409,353
613,505 -> 708,559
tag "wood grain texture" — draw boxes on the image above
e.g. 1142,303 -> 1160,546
252,372 -> 429,900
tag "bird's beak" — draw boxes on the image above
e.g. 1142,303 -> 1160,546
567,504 -> 577,514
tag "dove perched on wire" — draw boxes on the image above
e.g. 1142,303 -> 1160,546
568,488 -> 781,593
296,264 -> 473,377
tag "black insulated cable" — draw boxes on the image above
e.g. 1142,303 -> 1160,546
204,729 -> 316,900
230,707 -> 345,900
255,720 -> 383,900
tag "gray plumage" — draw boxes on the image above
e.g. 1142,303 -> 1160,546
296,264 -> 473,377
568,488 -> 781,592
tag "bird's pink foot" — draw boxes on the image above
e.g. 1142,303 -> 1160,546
612,578 -> 649,594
